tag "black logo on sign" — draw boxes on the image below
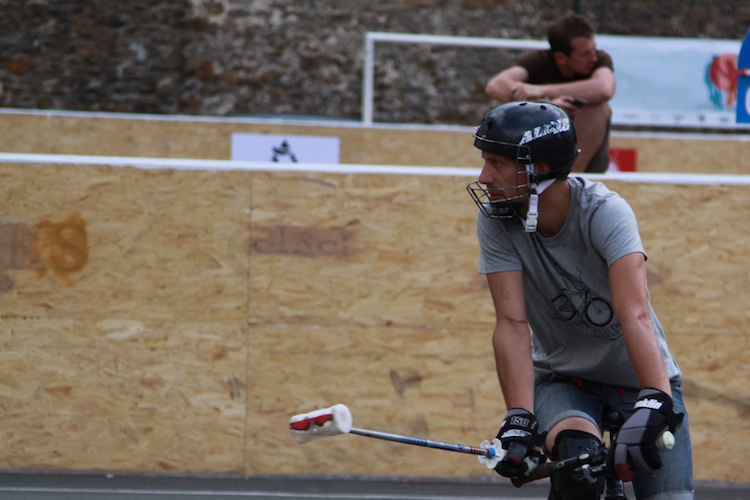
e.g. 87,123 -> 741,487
271,140 -> 298,163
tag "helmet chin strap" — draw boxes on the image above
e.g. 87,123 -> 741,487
523,164 -> 555,233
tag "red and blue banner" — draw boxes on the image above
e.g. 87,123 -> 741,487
736,30 -> 750,124
597,35 -> 745,128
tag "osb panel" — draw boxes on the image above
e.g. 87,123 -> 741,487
0,111 -> 747,172
668,333 -> 750,484
606,181 -> 749,336
610,135 -> 748,174
0,164 -> 250,321
0,163 -> 250,473
741,139 -> 750,174
0,162 -> 748,484
247,171 -> 489,329
0,318 -> 247,473
0,413 -> 244,473
0,318 -> 247,416
247,324 -> 500,478
0,113 -> 478,167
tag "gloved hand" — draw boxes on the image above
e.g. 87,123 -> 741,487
614,388 -> 684,482
494,408 -> 546,478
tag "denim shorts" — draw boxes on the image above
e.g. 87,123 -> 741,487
534,375 -> 694,499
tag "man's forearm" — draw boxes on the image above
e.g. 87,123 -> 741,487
493,324 -> 535,410
621,323 -> 671,395
485,77 -> 516,103
525,77 -> 614,104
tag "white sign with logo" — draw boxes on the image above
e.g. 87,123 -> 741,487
231,133 -> 340,163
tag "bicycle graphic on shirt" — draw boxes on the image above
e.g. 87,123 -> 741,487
551,266 -> 619,339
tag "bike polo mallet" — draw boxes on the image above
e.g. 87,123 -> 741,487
289,403 -> 676,482
289,403 -> 511,471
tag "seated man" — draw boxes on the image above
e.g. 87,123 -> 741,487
485,14 -> 616,173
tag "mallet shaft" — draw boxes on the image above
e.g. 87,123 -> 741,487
350,427 -> 494,457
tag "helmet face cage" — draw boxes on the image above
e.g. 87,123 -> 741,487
466,143 -> 533,219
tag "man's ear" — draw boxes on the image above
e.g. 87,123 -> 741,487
552,51 -> 567,68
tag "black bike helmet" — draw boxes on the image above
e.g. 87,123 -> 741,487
473,101 -> 579,180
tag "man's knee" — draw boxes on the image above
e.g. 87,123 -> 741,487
549,429 -> 605,500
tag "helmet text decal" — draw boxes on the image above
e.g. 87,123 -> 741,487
519,117 -> 571,145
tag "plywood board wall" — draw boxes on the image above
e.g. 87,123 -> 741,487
0,110 -> 747,173
1,161 -> 748,484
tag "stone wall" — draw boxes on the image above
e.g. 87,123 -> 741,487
1,0 -> 749,124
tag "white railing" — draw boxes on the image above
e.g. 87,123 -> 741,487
361,32 -> 546,126
4,152 -> 750,185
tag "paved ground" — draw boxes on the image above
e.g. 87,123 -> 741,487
0,473 -> 749,500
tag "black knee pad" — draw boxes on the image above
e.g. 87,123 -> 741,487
549,430 -> 605,500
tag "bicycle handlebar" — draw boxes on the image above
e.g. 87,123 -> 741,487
511,448 -> 607,487
508,429 -> 675,487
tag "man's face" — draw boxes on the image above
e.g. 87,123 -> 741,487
560,36 -> 599,77
477,151 -> 529,204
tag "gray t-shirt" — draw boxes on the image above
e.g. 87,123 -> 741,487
476,177 -> 681,388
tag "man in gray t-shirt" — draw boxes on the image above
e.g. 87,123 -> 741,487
467,101 -> 693,499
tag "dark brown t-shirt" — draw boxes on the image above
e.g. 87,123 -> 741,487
517,49 -> 614,83
515,49 -> 614,173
